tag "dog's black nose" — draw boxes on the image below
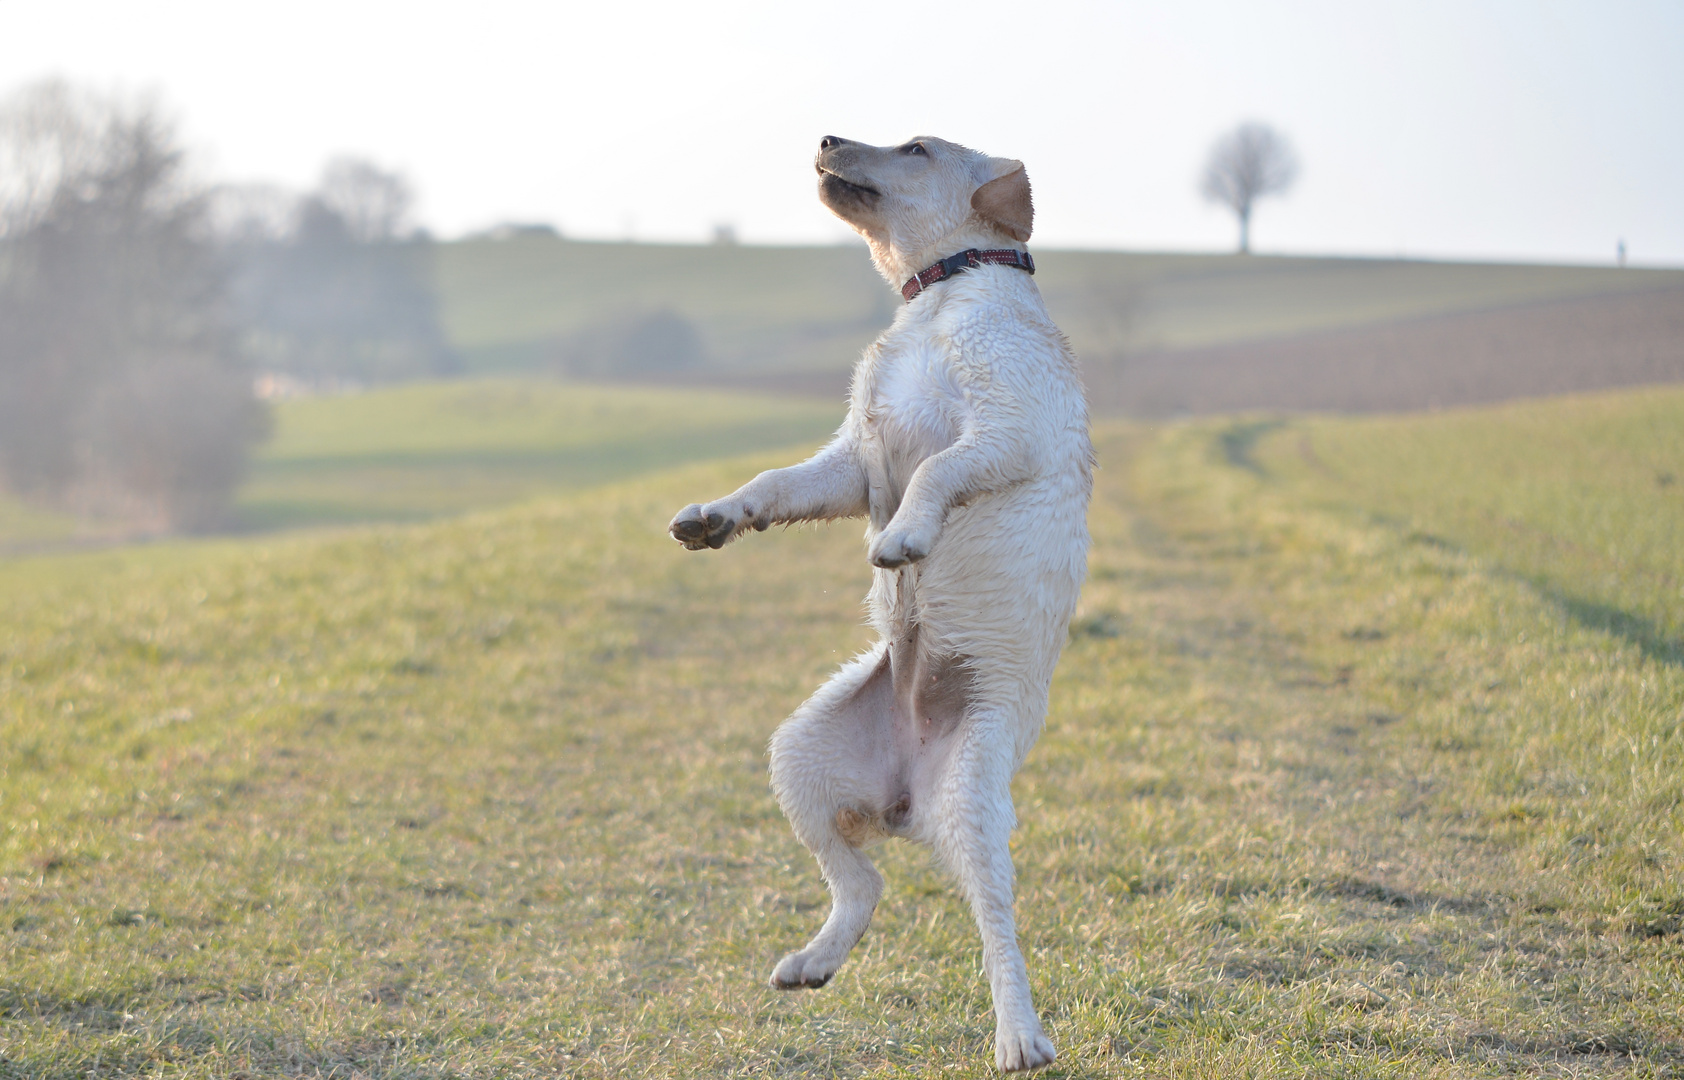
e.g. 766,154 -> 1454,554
819,135 -> 847,151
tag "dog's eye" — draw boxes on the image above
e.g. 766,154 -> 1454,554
903,143 -> 927,156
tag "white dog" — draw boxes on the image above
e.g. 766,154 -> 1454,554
669,135 -> 1091,1072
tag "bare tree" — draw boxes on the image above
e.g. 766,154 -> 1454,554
1200,121 -> 1299,254
0,81 -> 268,532
0,81 -> 105,239
316,156 -> 414,243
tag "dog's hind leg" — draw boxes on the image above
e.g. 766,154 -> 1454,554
927,717 -> 1057,1073
766,647 -> 900,989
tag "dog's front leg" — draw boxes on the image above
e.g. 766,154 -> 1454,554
671,431 -> 868,550
866,423 -> 1032,569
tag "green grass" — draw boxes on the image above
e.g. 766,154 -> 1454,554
2,385 -> 1680,1077
1251,384 -> 1684,661
237,379 -> 844,530
433,236 -> 1684,375
0,494 -> 77,553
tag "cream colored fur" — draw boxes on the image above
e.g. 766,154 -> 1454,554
668,135 -> 1092,1073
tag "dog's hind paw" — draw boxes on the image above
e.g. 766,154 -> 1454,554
768,950 -> 836,990
995,1025 -> 1056,1073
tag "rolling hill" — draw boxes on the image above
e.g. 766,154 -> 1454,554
433,235 -> 1684,411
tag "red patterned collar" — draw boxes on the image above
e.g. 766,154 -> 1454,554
901,248 -> 1035,303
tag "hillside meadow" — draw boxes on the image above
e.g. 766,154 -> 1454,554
434,236 -> 1682,379
1,384 -> 1681,1077
236,380 -> 845,532
0,381 -> 847,551
10,248 -> 1678,548
1257,385 -> 1684,660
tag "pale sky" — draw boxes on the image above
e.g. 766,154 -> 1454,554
3,0 -> 1680,263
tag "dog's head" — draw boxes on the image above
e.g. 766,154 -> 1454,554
815,135 -> 1033,285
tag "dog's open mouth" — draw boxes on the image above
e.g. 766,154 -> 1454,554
817,166 -> 881,201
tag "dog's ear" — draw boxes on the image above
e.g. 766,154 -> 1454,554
971,158 -> 1033,243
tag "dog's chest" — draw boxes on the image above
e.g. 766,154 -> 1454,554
859,330 -> 969,521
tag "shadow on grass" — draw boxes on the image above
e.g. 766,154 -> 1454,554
1545,589 -> 1684,669
1216,419 -> 1287,475
1335,513 -> 1682,671
1399,523 -> 1684,668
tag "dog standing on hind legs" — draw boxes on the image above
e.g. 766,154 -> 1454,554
669,135 -> 1092,1073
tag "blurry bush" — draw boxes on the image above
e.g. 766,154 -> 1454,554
220,158 -> 460,386
553,308 -> 707,379
0,81 -> 269,533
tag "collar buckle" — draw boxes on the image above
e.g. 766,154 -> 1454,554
940,250 -> 978,278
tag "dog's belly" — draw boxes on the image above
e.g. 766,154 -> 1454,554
850,322 -> 1091,780
825,620 -> 975,846
856,472 -> 1089,789
842,489 -> 1086,842
910,482 -> 1085,659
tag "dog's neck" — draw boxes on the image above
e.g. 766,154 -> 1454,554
864,223 -> 1026,290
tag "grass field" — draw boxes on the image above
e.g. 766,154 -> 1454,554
2,385 -> 1680,1077
0,495 -> 77,551
0,380 -> 844,549
1256,385 -> 1684,660
236,379 -> 844,531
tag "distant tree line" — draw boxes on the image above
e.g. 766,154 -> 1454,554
0,82 -> 265,532
220,158 -> 459,386
0,81 -> 457,535
553,308 -> 707,379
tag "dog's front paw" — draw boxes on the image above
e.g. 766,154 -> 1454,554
867,524 -> 935,569
669,502 -> 727,549
669,498 -> 765,550
769,949 -> 837,990
995,1022 -> 1056,1073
